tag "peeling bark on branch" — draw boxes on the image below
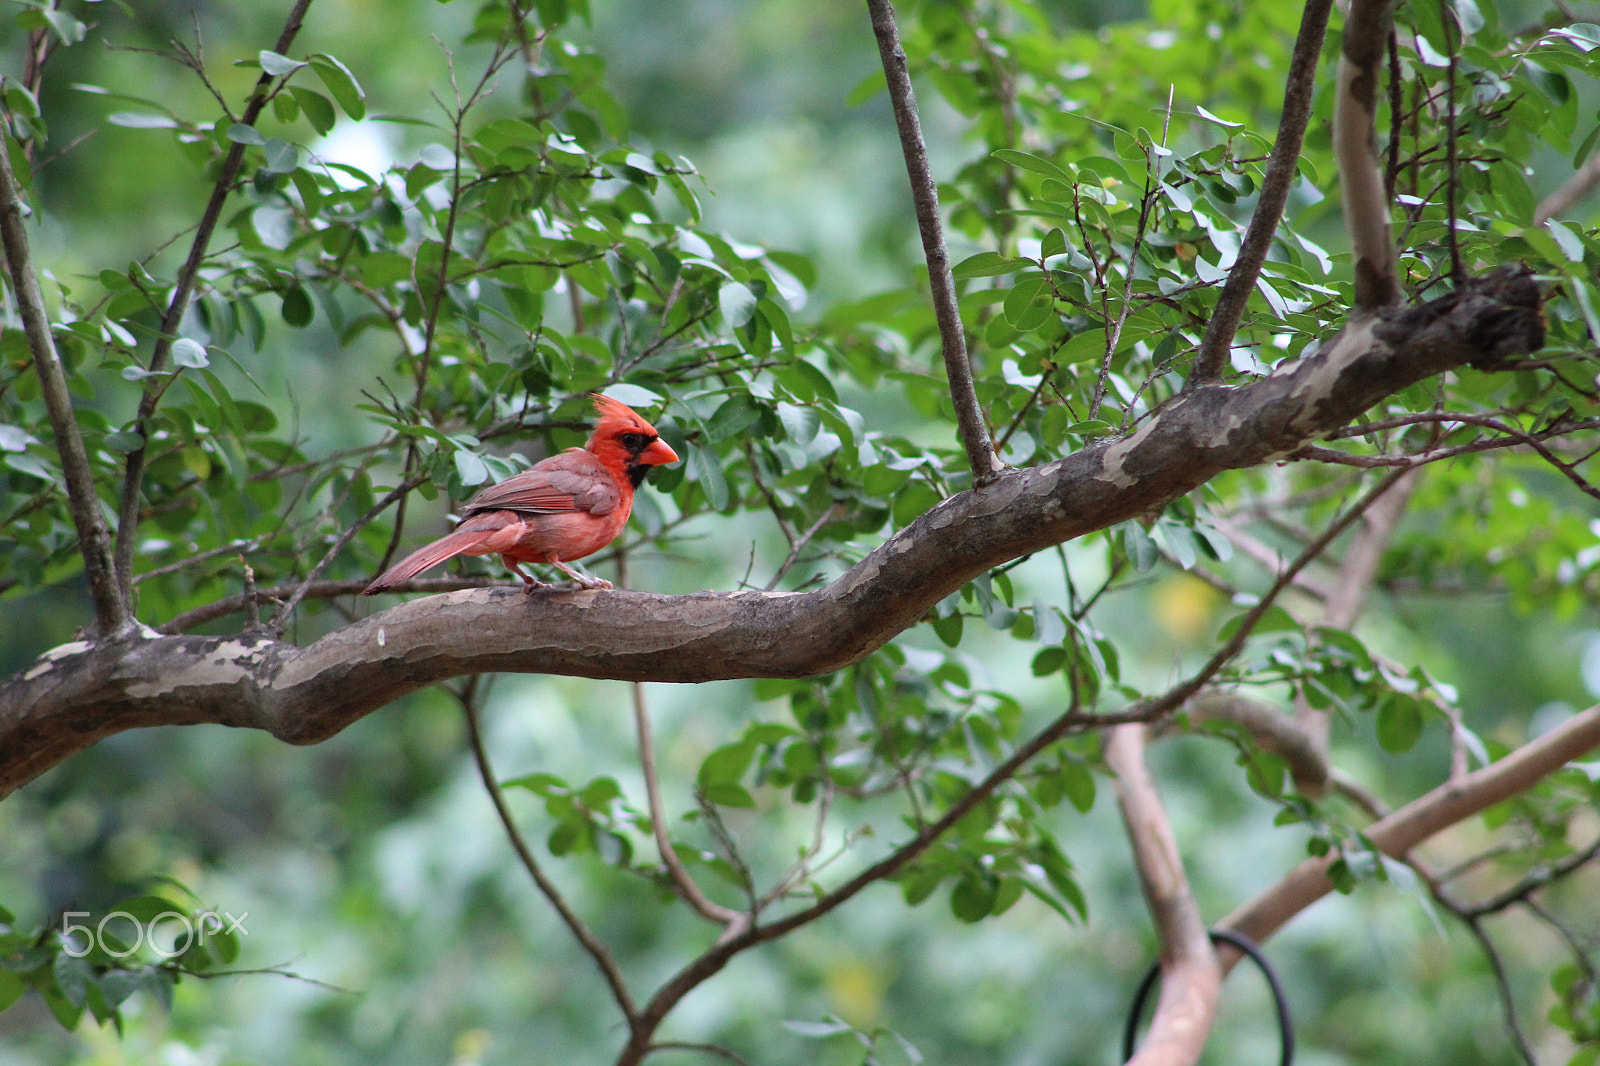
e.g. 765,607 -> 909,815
1336,0 -> 1403,309
0,267 -> 1544,797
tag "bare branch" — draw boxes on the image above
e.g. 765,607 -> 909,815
865,0 -> 1002,482
1336,0 -> 1403,309
0,128 -> 129,634
1220,702 -> 1600,960
463,694 -> 638,1025
630,683 -> 744,927
1108,724 -> 1220,1066
1189,0 -> 1335,384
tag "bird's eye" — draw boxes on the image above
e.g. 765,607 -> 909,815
619,432 -> 651,451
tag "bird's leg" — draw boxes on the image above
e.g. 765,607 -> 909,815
550,558 -> 614,590
504,559 -> 554,596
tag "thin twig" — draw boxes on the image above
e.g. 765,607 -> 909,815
270,472 -> 430,629
865,0 -> 1001,482
113,0 -> 316,599
765,505 -> 841,591
0,118 -> 129,633
630,682 -> 744,927
1091,91 -> 1168,422
1440,0 -> 1466,287
1190,0 -> 1334,384
156,575 -> 497,634
462,695 -> 639,1025
1535,151 -> 1600,224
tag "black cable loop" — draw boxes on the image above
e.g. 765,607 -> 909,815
1120,927 -> 1293,1066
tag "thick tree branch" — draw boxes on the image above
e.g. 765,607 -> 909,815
1219,701 -> 1600,964
112,0 -> 315,599
1189,0 -> 1334,384
1108,725 -> 1220,1066
0,134 -> 129,634
1336,0 -> 1403,309
866,0 -> 1002,482
0,267 -> 1544,796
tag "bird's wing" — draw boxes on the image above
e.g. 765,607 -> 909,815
462,448 -> 622,516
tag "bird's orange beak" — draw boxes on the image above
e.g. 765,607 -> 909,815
640,438 -> 679,466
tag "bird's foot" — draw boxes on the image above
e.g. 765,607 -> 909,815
551,560 -> 612,590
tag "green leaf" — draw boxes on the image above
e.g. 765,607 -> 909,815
1216,604 -> 1300,641
1002,273 -> 1055,331
1377,695 -> 1424,754
259,50 -> 307,76
289,87 -> 338,135
262,138 -> 301,174
309,53 -> 367,119
845,69 -> 887,107
454,449 -> 490,486
0,969 -> 23,1012
53,951 -> 93,1008
1121,522 -> 1158,572
101,431 -> 145,453
225,123 -> 266,146
718,281 -> 756,331
705,395 -> 764,443
697,740 -> 756,789
687,443 -> 730,510
108,112 -> 179,129
280,285 -> 314,328
950,874 -> 997,923
1061,761 -> 1096,813
952,251 -> 1024,279
991,148 -> 1073,184
699,783 -> 756,808
170,338 -> 209,368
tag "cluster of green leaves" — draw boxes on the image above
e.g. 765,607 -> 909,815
0,886 -> 239,1035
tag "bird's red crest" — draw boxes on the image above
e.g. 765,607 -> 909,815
592,392 -> 648,428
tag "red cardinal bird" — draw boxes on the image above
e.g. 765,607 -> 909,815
363,395 -> 679,595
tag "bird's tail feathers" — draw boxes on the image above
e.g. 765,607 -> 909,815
362,527 -> 494,595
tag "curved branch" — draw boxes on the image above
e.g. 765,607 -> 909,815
1181,691 -> 1329,796
1108,724 -> 1220,1066
0,266 -> 1545,796
1189,0 -> 1335,384
866,0 -> 1002,481
1219,701 -> 1600,963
